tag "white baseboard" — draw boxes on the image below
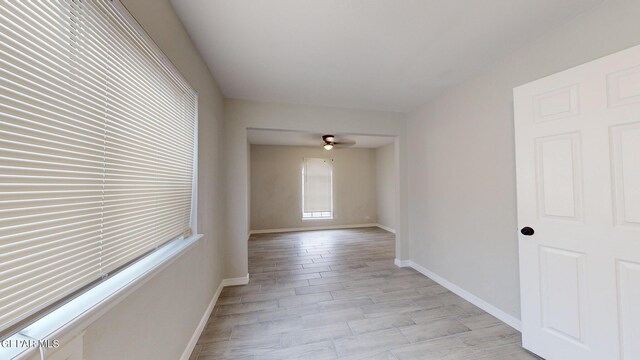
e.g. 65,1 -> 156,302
402,260 -> 522,332
180,273 -> 250,360
221,273 -> 250,286
394,258 -> 411,267
376,224 -> 396,234
180,283 -> 222,360
250,223 -> 378,235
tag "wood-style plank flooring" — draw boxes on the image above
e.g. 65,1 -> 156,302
190,227 -> 539,360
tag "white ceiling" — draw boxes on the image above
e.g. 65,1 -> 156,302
247,129 -> 394,148
170,0 -> 602,112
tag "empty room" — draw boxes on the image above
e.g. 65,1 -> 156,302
1,0 -> 639,359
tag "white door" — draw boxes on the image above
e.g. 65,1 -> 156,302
514,44 -> 640,360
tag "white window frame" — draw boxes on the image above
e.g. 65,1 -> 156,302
0,1 -> 201,358
301,158 -> 334,220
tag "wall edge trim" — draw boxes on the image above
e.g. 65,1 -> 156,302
377,224 -> 396,233
403,260 -> 522,332
221,274 -> 250,287
394,258 -> 411,267
249,223 -> 379,235
180,273 -> 250,360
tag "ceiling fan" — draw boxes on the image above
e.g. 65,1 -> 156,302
322,135 -> 356,150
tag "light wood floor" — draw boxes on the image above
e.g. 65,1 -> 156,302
190,227 -> 539,360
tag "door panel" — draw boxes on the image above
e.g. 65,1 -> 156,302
610,123 -> 640,226
607,65 -> 640,107
616,260 -> 640,360
539,246 -> 587,343
534,85 -> 580,122
515,44 -> 640,360
535,133 -> 582,220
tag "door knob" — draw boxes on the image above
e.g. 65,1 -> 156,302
520,227 -> 534,236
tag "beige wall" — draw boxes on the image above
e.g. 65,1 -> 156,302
375,143 -> 397,231
82,1 -> 226,359
250,145 -> 377,231
407,0 -> 640,320
225,100 -> 408,278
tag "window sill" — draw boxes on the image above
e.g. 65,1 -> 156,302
302,217 -> 334,221
1,234 -> 203,360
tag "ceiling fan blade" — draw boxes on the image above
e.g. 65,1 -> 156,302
334,140 -> 356,147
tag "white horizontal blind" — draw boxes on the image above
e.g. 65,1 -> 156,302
0,0 -> 197,335
82,1 -> 196,273
0,0 -> 103,336
302,158 -> 332,213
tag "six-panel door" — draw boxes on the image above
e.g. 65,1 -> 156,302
514,45 -> 640,360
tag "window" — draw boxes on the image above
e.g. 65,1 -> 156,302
0,0 -> 197,337
302,158 -> 333,220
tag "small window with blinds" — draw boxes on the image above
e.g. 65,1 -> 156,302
0,0 -> 197,337
302,158 -> 333,220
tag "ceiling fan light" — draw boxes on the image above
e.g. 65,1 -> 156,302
323,144 -> 333,150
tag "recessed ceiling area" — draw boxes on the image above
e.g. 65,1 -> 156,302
247,129 -> 394,148
170,0 -> 602,112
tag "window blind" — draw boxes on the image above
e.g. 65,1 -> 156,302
302,158 -> 332,213
0,0 -> 197,336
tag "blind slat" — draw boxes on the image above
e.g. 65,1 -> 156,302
0,0 -> 197,335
